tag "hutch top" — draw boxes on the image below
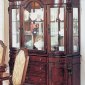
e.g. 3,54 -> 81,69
8,0 -> 80,56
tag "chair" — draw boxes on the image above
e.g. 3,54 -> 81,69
0,40 -> 7,72
0,48 -> 29,85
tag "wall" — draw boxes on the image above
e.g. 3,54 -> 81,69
4,0 -> 9,64
0,0 -> 4,40
80,0 -> 85,85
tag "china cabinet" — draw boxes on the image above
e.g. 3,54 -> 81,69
8,0 -> 80,85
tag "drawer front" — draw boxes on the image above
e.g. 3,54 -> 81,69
73,57 -> 80,64
28,76 -> 46,84
66,57 -> 80,64
29,63 -> 46,73
27,59 -> 47,85
49,57 -> 65,63
30,56 -> 47,62
29,71 -> 45,78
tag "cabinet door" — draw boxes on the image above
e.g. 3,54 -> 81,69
72,63 -> 80,85
22,1 -> 46,51
66,57 -> 80,85
9,1 -> 21,48
47,4 -> 66,54
73,8 -> 79,53
48,62 -> 66,85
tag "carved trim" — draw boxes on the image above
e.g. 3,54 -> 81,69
66,2 -> 72,13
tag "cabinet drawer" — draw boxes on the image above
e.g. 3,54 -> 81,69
28,76 -> 46,84
73,57 -> 80,64
28,61 -> 46,76
29,61 -> 46,66
29,64 -> 46,73
30,56 -> 46,62
66,57 -> 80,64
48,57 -> 65,64
29,71 -> 45,78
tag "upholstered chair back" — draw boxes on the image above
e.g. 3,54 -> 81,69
12,49 -> 29,85
0,40 -> 6,64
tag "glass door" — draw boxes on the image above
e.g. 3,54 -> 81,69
10,1 -> 21,48
22,1 -> 45,51
73,8 -> 79,53
47,4 -> 66,54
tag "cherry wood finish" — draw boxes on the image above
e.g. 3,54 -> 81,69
8,0 -> 80,85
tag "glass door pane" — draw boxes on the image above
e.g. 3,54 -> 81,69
50,6 -> 64,51
23,2 -> 44,50
12,9 -> 20,48
73,8 -> 79,52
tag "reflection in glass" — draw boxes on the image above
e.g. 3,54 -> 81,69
50,7 -> 64,51
54,0 -> 66,3
73,8 -> 79,52
12,9 -> 20,48
24,2 -> 44,50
